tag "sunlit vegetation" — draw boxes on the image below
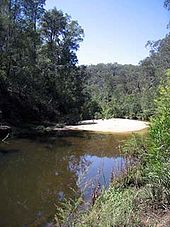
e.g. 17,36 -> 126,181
56,70 -> 170,226
1,0 -> 170,226
84,34 -> 170,120
1,1 -> 170,126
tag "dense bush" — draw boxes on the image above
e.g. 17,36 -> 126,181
144,69 -> 170,203
56,70 -> 170,226
0,1 -> 87,125
84,35 -> 170,120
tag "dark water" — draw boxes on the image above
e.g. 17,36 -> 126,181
0,131 -> 132,227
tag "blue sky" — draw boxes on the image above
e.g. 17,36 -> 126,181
45,0 -> 169,65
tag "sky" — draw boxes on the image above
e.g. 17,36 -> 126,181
45,0 -> 169,66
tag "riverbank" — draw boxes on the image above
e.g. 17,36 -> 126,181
3,118 -> 149,139
57,103 -> 170,227
65,118 -> 149,133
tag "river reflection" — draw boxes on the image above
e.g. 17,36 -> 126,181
0,131 -> 130,226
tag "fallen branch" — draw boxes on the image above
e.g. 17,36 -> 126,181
2,133 -> 9,144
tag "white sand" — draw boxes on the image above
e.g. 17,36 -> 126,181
66,118 -> 149,133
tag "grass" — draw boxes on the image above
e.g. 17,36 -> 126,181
55,187 -> 140,227
74,187 -> 139,227
55,71 -> 170,227
54,134 -> 145,227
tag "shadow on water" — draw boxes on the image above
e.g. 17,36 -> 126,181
0,148 -> 19,155
0,130 -> 139,226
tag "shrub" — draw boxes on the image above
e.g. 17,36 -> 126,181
144,69 -> 170,204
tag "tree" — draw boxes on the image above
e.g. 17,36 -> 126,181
40,8 -> 84,66
22,0 -> 45,62
0,2 -> 87,124
39,8 -> 85,122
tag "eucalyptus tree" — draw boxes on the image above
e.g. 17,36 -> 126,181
22,0 -> 45,62
39,8 -> 85,122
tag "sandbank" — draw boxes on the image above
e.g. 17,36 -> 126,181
66,118 -> 149,133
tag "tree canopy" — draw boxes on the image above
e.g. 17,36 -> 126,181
0,0 -> 86,124
82,34 -> 170,121
0,0 -> 170,125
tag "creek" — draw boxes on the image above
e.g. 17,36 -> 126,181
0,131 -> 135,226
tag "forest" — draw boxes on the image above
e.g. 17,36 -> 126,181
1,1 -> 170,226
0,0 -> 170,127
85,36 -> 170,121
0,0 -> 86,125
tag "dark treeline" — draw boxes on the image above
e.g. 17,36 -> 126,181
0,0 -> 170,126
0,0 -> 87,125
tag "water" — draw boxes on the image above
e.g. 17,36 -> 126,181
0,131 -> 131,226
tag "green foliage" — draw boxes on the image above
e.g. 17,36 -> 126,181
0,1 -> 87,124
1,1 -> 170,124
77,188 -> 139,227
55,70 -> 170,226
57,187 -> 139,227
150,70 -> 170,150
121,70 -> 170,204
122,134 -> 148,160
143,70 -> 170,203
83,35 -> 170,121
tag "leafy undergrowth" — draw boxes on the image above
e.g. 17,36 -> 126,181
73,188 -> 139,227
55,187 -> 139,227
55,173 -> 170,227
55,70 -> 170,227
